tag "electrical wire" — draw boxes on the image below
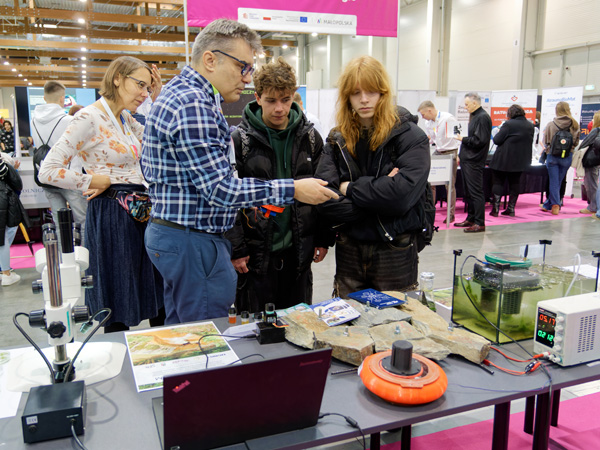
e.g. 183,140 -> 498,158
227,354 -> 265,365
13,312 -> 56,381
71,421 -> 88,450
564,252 -> 581,297
197,334 -> 258,369
63,308 -> 112,383
319,412 -> 366,450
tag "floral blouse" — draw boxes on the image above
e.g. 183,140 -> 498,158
38,105 -> 145,191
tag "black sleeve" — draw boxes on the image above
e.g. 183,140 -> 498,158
580,128 -> 599,150
462,114 -> 492,151
493,121 -> 510,146
314,143 -> 369,224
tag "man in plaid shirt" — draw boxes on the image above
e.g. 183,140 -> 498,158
141,19 -> 337,325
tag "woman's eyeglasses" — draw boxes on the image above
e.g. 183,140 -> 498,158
211,50 -> 255,77
127,75 -> 153,96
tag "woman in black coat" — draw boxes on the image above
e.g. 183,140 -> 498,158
489,104 -> 534,216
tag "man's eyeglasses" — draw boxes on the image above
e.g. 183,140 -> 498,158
211,50 -> 255,77
127,75 -> 153,96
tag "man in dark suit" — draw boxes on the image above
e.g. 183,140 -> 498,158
454,92 -> 492,233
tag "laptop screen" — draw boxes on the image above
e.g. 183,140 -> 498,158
155,348 -> 332,450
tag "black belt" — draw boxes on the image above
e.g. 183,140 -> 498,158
150,217 -> 218,235
103,187 -> 146,199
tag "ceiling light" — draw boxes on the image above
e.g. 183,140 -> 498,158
259,53 -> 265,59
282,44 -> 288,49
82,75 -> 87,79
82,64 -> 87,68
81,56 -> 87,61
18,74 -> 22,77
82,70 -> 86,74
311,32 -> 318,37
43,24 -> 58,29
77,18 -> 85,24
81,47 -> 87,52
11,68 -> 16,72
80,35 -> 86,39
24,78 -> 27,81
28,82 -> 32,85
3,61 -> 9,65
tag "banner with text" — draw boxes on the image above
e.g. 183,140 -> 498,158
490,90 -> 537,127
187,1 -> 398,37
540,86 -> 583,141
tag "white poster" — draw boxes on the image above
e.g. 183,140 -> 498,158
450,91 -> 492,137
540,86 -> 584,143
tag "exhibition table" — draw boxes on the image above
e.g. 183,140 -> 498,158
447,164 -> 550,205
1,319 -> 599,450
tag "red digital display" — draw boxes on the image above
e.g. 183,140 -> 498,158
536,308 -> 557,347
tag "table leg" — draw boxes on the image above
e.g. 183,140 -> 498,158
492,402 -> 510,450
401,425 -> 411,450
551,389 -> 561,427
532,392 -> 551,450
370,432 -> 380,450
524,396 -> 535,434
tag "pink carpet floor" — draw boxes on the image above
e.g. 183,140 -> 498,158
8,242 -> 44,270
382,392 -> 600,450
436,193 -> 593,228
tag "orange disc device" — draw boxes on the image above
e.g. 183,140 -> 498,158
359,340 -> 448,405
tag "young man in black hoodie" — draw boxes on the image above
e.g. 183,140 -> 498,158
225,57 -> 332,313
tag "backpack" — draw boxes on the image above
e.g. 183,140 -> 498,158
32,116 -> 65,189
582,128 -> 600,168
416,182 -> 438,252
549,122 -> 573,158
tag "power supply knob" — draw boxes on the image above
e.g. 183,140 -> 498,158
554,336 -> 563,343
557,316 -> 565,323
553,345 -> 562,351
555,325 -> 564,333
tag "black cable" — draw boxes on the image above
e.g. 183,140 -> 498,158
319,412 -> 366,450
63,308 -> 112,383
227,354 -> 265,366
13,312 -> 56,381
459,255 -> 554,421
71,421 -> 88,450
197,334 -> 258,369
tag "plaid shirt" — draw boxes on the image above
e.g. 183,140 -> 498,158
141,66 -> 294,233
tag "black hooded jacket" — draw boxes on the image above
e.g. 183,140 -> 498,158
0,160 -> 26,243
224,102 -> 334,274
314,117 -> 430,242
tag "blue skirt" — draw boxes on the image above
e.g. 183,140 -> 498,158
84,184 -> 164,326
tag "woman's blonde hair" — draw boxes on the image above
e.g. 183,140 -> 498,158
555,101 -> 579,133
592,111 -> 600,129
100,56 -> 151,102
335,56 -> 398,156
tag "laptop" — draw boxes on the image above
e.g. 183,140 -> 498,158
153,348 -> 332,450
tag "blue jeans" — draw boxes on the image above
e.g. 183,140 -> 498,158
0,226 -> 18,271
145,221 -> 237,325
543,153 -> 573,209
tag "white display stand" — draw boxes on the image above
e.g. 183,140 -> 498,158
6,341 -> 126,392
428,153 -> 454,228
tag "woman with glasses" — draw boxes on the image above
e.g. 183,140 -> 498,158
39,55 -> 165,332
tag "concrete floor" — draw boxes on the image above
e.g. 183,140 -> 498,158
2,214 -> 600,448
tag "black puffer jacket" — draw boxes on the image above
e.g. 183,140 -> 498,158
0,160 -> 26,243
224,107 -> 333,275
314,118 -> 430,242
